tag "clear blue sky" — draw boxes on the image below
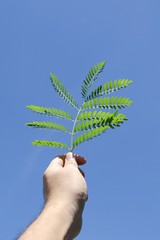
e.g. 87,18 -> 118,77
0,0 -> 160,239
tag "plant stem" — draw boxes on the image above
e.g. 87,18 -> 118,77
70,106 -> 82,152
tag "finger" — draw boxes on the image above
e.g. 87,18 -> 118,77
58,154 -> 66,166
65,152 -> 78,167
58,153 -> 86,166
58,153 -> 86,167
58,154 -> 65,160
73,154 -> 86,165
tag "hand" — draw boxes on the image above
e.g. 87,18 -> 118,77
43,152 -> 88,239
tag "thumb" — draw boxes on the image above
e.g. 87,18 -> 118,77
65,152 -> 78,167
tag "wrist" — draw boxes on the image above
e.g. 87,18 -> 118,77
44,198 -> 77,219
45,195 -> 85,220
43,200 -> 75,239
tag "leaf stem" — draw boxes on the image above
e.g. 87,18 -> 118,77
70,106 -> 82,151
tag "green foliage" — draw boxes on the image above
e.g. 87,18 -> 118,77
82,97 -> 133,110
87,79 -> 133,101
73,112 -> 127,133
81,61 -> 106,101
50,73 -> 79,109
77,111 -> 112,121
26,122 -> 70,133
26,60 -> 133,152
73,126 -> 109,148
32,140 -> 68,149
26,105 -> 73,120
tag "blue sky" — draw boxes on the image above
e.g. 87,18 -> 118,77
0,0 -> 160,239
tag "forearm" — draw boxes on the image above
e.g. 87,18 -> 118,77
19,202 -> 74,240
19,153 -> 87,240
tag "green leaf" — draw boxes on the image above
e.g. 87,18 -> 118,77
112,113 -> 128,126
77,110 -> 114,121
87,79 -> 133,100
81,61 -> 106,100
26,105 -> 73,120
74,111 -> 127,133
82,97 -> 133,110
50,73 -> 79,109
26,121 -> 71,133
73,126 -> 109,149
32,140 -> 68,149
74,119 -> 110,133
26,60 -> 133,152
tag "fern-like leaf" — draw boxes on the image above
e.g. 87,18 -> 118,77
82,97 -> 133,110
50,73 -> 79,109
74,112 -> 127,133
77,110 -> 116,121
87,79 -> 133,100
81,61 -> 106,100
26,105 -> 73,120
73,126 -> 109,149
32,140 -> 68,149
111,113 -> 128,127
26,60 -> 133,151
26,122 -> 71,133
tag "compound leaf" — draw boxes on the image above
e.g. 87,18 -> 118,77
74,111 -> 127,133
73,126 -> 109,149
87,79 -> 133,100
32,140 -> 68,149
77,110 -> 115,121
81,61 -> 106,100
111,113 -> 128,127
50,73 -> 79,109
26,105 -> 73,120
26,121 -> 71,133
26,60 -> 133,151
82,97 -> 133,110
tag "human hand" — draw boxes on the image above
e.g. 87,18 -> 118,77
43,152 -> 88,239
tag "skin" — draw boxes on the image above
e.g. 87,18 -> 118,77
19,152 -> 88,240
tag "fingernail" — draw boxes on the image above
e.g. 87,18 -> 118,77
66,152 -> 73,160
